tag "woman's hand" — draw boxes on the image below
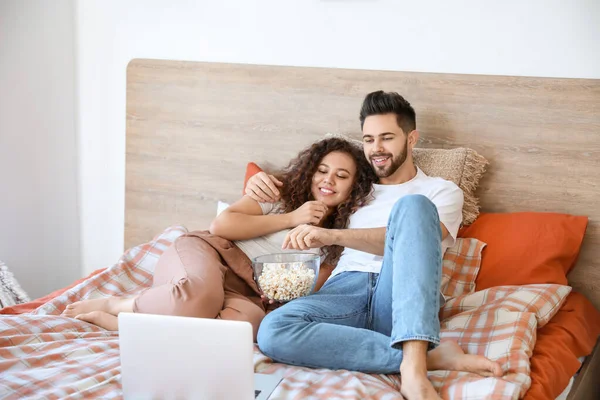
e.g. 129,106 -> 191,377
261,294 -> 284,311
289,201 -> 328,227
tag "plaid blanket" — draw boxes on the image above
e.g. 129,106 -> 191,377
0,227 -> 571,400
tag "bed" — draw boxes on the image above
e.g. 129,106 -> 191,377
1,59 -> 599,399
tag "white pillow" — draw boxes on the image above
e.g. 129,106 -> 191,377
216,201 -> 230,216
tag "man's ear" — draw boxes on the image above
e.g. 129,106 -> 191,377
408,130 -> 420,148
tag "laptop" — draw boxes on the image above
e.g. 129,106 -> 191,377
119,313 -> 283,400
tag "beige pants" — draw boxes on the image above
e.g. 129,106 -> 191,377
133,231 -> 266,340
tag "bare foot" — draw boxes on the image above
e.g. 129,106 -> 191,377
63,298 -> 111,317
63,297 -> 134,318
75,311 -> 119,331
400,369 -> 442,400
427,341 -> 503,377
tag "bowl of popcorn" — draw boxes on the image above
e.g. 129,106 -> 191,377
253,253 -> 320,302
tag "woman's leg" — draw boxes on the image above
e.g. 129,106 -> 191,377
132,235 -> 226,318
218,291 -> 266,341
74,311 -> 119,330
75,290 -> 267,334
65,235 -> 228,323
63,296 -> 135,318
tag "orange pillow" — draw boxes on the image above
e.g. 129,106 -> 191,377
525,291 -> 600,400
243,162 -> 263,194
458,212 -> 588,290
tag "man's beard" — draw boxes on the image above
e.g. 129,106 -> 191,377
370,139 -> 408,178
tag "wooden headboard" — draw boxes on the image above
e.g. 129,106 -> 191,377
125,59 -> 600,310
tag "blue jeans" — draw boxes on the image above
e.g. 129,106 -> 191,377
256,194 -> 443,374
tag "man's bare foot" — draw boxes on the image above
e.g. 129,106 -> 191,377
75,311 -> 119,331
427,341 -> 503,377
63,297 -> 134,318
400,368 -> 442,400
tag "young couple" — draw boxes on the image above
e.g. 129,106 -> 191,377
64,91 -> 502,400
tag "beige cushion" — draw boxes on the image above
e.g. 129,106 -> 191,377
413,147 -> 488,225
324,133 -> 488,225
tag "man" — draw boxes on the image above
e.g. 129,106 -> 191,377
246,91 -> 502,400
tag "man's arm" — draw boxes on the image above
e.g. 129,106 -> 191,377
245,172 -> 282,203
283,223 -> 450,255
282,225 -> 385,254
331,227 -> 387,256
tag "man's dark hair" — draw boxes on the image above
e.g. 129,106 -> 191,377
359,91 -> 416,134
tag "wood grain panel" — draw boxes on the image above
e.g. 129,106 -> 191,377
126,59 -> 600,311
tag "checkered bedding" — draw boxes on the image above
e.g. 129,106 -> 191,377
0,227 -> 571,400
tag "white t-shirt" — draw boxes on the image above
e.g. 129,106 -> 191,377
234,202 -> 322,262
330,168 -> 464,278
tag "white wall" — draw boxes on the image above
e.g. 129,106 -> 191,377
74,0 -> 598,275
0,0 -> 80,298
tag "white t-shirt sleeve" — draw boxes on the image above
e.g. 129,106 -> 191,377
430,182 -> 464,249
258,201 -> 283,216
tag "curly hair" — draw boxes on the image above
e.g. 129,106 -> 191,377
275,137 -> 377,265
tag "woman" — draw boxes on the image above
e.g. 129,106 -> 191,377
63,137 -> 376,339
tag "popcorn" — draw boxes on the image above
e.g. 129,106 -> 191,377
258,262 -> 316,302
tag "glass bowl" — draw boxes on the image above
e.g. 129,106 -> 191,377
252,253 -> 321,302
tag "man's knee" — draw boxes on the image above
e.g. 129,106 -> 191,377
395,194 -> 435,211
391,194 -> 437,219
257,308 -> 298,358
387,195 -> 439,231
257,311 -> 277,356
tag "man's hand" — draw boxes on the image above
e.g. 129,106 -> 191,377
282,225 -> 336,250
289,201 -> 328,227
245,172 -> 283,203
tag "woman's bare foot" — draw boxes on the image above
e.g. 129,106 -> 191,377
75,311 -> 119,331
63,298 -> 110,317
63,297 -> 135,318
427,341 -> 503,377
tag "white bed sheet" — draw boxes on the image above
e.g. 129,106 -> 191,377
555,376 -> 574,400
554,356 -> 586,400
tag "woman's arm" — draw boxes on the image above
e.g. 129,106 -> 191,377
313,263 -> 335,292
209,196 -> 293,241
